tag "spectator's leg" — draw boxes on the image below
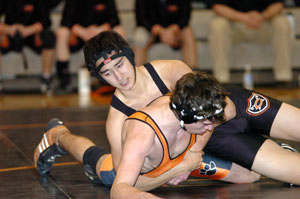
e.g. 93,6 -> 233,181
133,27 -> 151,66
209,17 -> 232,83
40,49 -> 55,92
0,52 -> 2,91
180,26 -> 198,69
55,27 -> 72,90
39,30 -> 56,92
41,49 -> 55,77
271,15 -> 292,82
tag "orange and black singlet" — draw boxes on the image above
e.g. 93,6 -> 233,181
127,111 -> 196,178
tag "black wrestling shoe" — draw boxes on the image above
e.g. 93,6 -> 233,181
33,118 -> 67,176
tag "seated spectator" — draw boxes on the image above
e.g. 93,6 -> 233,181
209,0 -> 292,86
0,0 -> 56,93
55,0 -> 125,91
132,0 -> 198,68
48,0 -> 62,10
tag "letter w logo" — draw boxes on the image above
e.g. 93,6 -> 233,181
246,93 -> 270,116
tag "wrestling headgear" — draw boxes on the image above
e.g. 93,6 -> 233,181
84,31 -> 135,82
170,102 -> 224,128
91,47 -> 135,82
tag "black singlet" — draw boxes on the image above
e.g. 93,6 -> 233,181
110,63 -> 170,116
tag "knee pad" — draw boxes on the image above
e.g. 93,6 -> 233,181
133,27 -> 150,48
82,146 -> 107,184
40,29 -> 56,49
190,153 -> 232,180
98,154 -> 116,187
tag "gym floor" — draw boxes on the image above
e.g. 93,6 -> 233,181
1,88 -> 300,199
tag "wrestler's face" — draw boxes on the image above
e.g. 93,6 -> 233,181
96,55 -> 135,90
184,119 -> 215,135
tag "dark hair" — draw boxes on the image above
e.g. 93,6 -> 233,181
170,72 -> 228,123
83,31 -> 134,73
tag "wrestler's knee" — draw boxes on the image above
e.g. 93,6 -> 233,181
223,163 -> 260,183
82,146 -> 115,186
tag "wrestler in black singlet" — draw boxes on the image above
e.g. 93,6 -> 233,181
110,63 -> 170,116
205,84 -> 282,169
111,63 -> 282,171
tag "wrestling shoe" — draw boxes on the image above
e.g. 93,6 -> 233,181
34,118 -> 67,176
40,76 -> 52,94
278,142 -> 299,187
279,142 -> 298,152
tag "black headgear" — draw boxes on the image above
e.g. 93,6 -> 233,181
91,47 -> 135,82
170,102 -> 223,128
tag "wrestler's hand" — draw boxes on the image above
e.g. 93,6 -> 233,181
167,150 -> 203,185
184,149 -> 204,171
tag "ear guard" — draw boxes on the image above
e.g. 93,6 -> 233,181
170,103 -> 223,128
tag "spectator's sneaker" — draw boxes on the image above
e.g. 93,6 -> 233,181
33,118 -> 67,176
0,80 -> 3,92
40,76 -> 52,94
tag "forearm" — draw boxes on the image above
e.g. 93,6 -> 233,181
29,22 -> 43,34
191,132 -> 212,152
111,182 -> 161,199
213,4 -> 247,22
135,163 -> 187,191
0,23 -> 4,34
262,2 -> 284,20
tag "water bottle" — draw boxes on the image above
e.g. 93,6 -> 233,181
286,12 -> 295,40
78,67 -> 91,96
243,64 -> 254,90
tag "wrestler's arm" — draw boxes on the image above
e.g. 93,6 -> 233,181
107,107 -> 203,191
106,106 -> 126,169
110,119 -> 161,199
135,149 -> 203,191
166,131 -> 213,185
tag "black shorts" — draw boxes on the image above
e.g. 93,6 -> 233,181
204,86 -> 282,170
0,29 -> 55,54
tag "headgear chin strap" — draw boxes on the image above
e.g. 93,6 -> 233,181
170,102 -> 223,128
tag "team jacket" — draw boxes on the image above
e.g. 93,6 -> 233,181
0,0 -> 51,28
61,0 -> 120,28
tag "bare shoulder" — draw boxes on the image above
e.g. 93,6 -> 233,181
150,60 -> 191,73
150,60 -> 193,91
122,115 -> 156,145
